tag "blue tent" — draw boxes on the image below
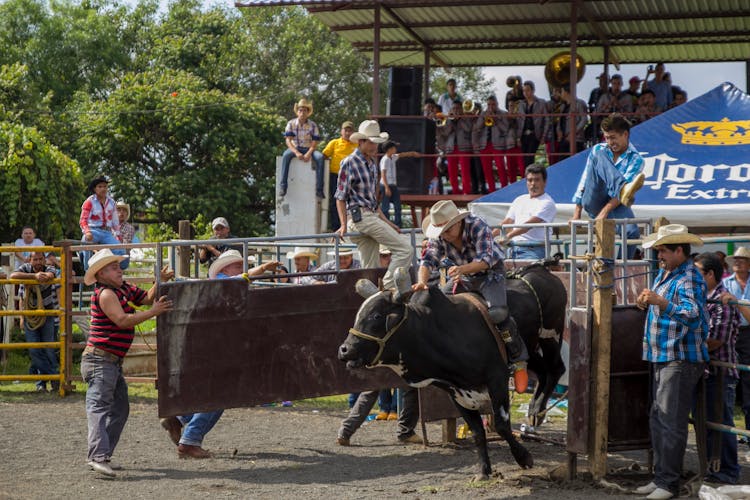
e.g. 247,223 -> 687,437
471,83 -> 750,228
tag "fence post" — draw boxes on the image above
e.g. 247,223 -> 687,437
177,220 -> 191,278
54,239 -> 76,395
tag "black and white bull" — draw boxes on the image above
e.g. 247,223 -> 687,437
337,264 -> 567,480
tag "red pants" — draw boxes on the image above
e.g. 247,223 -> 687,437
479,143 -> 506,191
505,146 -> 524,184
447,146 -> 472,195
546,141 -> 561,165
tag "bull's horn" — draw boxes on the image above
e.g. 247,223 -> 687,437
355,279 -> 379,298
392,267 -> 413,303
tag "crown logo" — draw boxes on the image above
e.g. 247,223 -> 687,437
671,117 -> 750,146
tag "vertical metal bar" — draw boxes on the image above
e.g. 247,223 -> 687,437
423,48 -> 430,106
569,0 -> 580,155
372,3 -> 381,116
58,244 -> 68,396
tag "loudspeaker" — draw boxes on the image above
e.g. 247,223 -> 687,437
388,67 -> 423,116
378,117 -> 436,195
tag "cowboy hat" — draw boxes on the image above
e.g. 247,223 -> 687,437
326,248 -> 356,257
116,201 -> 130,221
208,249 -> 255,279
87,175 -> 109,194
421,214 -> 432,235
642,224 -> 703,249
285,246 -> 318,260
726,247 -> 750,265
293,98 -> 313,115
84,248 -> 126,285
425,200 -> 470,239
349,120 -> 389,144
211,217 -> 229,230
378,244 -> 391,255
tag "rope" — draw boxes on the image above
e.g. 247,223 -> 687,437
22,285 -> 46,331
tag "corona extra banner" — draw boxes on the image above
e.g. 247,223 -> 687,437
472,83 -> 750,228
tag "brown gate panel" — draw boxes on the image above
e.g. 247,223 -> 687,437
157,269 -> 404,417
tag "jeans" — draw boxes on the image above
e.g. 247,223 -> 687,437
705,373 -> 740,484
178,411 -> 224,447
338,388 -> 418,440
280,147 -> 325,196
378,389 -> 398,413
650,360 -> 705,495
25,317 -> 59,390
80,228 -> 129,270
379,184 -> 402,227
508,245 -> 546,261
81,353 -> 129,463
329,172 -> 341,231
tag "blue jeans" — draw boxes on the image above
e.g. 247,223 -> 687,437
80,228 -> 129,270
705,373 -> 740,484
81,353 -> 129,463
280,147 -> 325,196
25,317 -> 58,390
508,245 -> 546,260
378,389 -> 398,413
580,159 -> 640,259
178,411 -> 224,447
380,184 -> 402,227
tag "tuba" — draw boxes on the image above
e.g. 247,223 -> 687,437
544,51 -> 586,89
462,99 -> 474,114
484,116 -> 494,127
506,75 -> 521,89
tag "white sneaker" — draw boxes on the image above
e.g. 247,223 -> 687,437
634,481 -> 658,495
646,487 -> 673,500
88,460 -> 116,477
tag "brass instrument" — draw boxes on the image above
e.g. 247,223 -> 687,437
435,112 -> 448,127
462,99 -> 474,113
544,51 -> 586,89
506,75 -> 521,88
484,116 -> 494,127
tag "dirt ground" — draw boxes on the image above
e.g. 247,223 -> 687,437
1,392 -> 746,499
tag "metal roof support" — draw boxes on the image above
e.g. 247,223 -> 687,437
423,47 -> 431,106
603,45 -> 610,80
372,3 -> 381,115
380,3 -> 448,68
568,0 -> 580,155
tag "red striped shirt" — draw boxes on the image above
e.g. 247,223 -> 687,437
87,282 -> 147,358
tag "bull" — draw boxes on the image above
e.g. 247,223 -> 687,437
338,263 -> 567,480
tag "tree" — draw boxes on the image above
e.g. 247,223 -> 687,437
430,67 -> 497,106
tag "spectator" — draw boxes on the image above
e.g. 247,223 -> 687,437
557,85 -> 588,156
10,252 -> 59,393
694,252 -> 741,485
633,89 -> 661,125
635,225 -> 708,500
305,248 -> 361,284
380,141 -> 419,227
545,87 -> 564,165
570,114 -> 645,258
115,202 -> 137,245
423,98 -> 438,119
337,387 -> 422,445
716,250 -> 731,278
334,120 -> 414,291
587,73 -> 609,142
378,244 -> 392,268
198,217 -> 241,268
79,176 -> 127,270
437,78 -> 461,114
626,76 -> 641,110
596,74 -> 633,116
436,101 -> 472,195
668,89 -> 687,110
284,246 -> 318,284
496,164 -> 556,260
517,81 -> 547,169
279,98 -> 325,199
322,121 -> 357,231
14,226 -> 44,269
588,73 -> 608,114
642,62 -> 673,110
81,249 -> 173,476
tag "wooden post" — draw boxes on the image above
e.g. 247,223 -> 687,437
589,218 -> 614,479
177,220 -> 191,278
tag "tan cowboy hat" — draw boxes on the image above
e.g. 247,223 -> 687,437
425,200 -> 470,239
327,248 -> 356,257
116,201 -> 130,221
349,120 -> 389,144
285,246 -> 318,260
84,249 -> 126,285
378,244 -> 391,255
726,247 -> 750,265
208,249 -> 255,279
294,98 -> 313,116
642,224 -> 703,249
421,214 -> 432,235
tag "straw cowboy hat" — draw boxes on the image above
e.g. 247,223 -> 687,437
294,98 -> 313,115
349,120 -> 389,144
84,248 -> 126,285
726,247 -> 750,265
327,248 -> 356,257
116,201 -> 130,221
642,224 -> 703,249
285,246 -> 318,260
208,249 -> 255,279
425,200 -> 470,239
378,244 -> 391,255
421,214 -> 432,235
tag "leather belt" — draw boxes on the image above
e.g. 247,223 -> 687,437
83,346 -> 123,365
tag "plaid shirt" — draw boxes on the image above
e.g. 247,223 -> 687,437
335,148 -> 379,212
643,260 -> 709,363
284,118 -> 321,149
420,214 -> 504,271
722,274 -> 750,326
706,282 -> 740,378
573,142 -> 644,204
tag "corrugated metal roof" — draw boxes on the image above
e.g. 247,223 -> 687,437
236,0 -> 750,66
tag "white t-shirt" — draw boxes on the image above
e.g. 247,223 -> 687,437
380,153 -> 399,186
14,238 -> 45,269
505,192 -> 556,242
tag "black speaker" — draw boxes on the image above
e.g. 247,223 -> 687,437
378,117 -> 436,195
388,67 -> 423,116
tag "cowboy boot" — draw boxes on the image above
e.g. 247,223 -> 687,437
495,316 -> 529,394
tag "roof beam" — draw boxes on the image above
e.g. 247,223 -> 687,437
380,3 -> 449,67
579,1 -> 620,69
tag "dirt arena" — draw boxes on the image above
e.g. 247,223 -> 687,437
1,391 -> 743,499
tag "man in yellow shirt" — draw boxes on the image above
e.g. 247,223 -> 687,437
322,121 -> 356,231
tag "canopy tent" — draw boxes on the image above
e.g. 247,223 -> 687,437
471,83 -> 750,231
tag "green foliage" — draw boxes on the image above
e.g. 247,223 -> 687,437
431,67 -> 498,104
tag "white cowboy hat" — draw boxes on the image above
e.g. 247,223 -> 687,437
115,201 -> 130,221
293,98 -> 313,116
378,244 -> 391,255
421,214 -> 432,236
726,247 -> 750,265
326,248 -> 356,257
425,200 -> 470,239
84,249 -> 126,285
349,120 -> 389,144
285,246 -> 318,260
642,224 -> 703,249
208,249 -> 254,279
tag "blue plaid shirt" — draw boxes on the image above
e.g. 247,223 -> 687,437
722,274 -> 750,326
643,260 -> 709,363
420,214 -> 504,271
573,142 -> 644,204
335,148 -> 379,212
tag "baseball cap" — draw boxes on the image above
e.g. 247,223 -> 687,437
629,76 -> 640,84
341,121 -> 355,130
211,217 -> 229,229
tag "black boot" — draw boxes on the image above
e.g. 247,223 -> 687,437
498,317 -> 529,363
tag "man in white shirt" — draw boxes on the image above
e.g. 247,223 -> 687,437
14,226 -> 45,269
495,164 -> 556,260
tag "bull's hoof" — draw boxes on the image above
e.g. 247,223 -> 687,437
471,472 -> 490,482
519,453 -> 534,469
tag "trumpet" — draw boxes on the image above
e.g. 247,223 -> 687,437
435,112 -> 448,127
462,99 -> 474,113
484,116 -> 494,127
